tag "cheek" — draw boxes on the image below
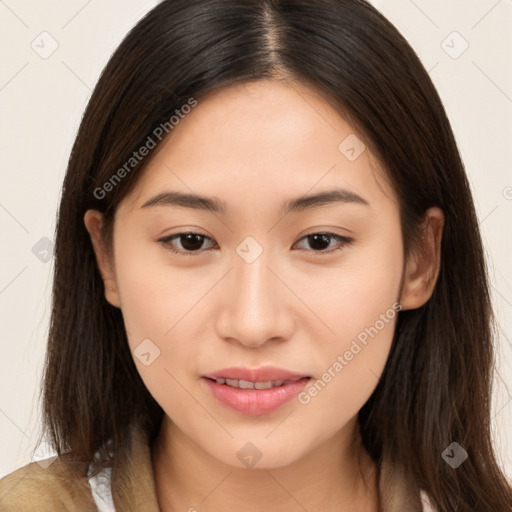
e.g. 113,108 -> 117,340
296,297 -> 399,433
291,221 -> 403,347
113,249 -> 196,416
111,234 -> 214,405
113,232 -> 196,341
297,232 -> 403,419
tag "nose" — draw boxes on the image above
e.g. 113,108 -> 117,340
215,247 -> 295,348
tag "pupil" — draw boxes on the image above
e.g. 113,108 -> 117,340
309,234 -> 330,251
181,234 -> 204,251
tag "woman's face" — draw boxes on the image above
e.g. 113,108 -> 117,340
86,79 -> 438,469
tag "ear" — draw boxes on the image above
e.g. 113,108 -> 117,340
83,209 -> 121,308
399,206 -> 445,311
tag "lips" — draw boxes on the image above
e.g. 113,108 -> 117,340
202,365 -> 310,383
201,366 -> 312,415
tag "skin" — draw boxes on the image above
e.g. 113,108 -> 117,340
84,79 -> 444,512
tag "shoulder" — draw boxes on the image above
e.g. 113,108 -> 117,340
0,454 -> 98,511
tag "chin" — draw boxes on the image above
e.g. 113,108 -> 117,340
211,438 -> 309,471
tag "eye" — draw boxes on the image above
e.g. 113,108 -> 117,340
293,232 -> 353,255
158,232 -> 216,255
158,231 -> 352,256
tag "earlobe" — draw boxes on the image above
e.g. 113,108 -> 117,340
399,207 -> 445,311
83,210 -> 121,308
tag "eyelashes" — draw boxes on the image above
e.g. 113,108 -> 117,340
157,231 -> 353,257
159,232 -> 213,255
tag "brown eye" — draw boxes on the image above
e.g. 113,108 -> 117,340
158,231 -> 352,256
158,232 -> 215,255
294,233 -> 353,255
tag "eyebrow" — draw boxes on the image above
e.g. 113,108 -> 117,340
141,187 -> 369,215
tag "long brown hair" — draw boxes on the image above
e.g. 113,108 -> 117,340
38,0 -> 512,509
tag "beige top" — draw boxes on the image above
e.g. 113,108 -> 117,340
0,424 -> 436,511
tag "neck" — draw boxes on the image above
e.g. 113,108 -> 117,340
152,415 -> 380,512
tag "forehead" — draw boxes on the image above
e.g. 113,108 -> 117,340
119,79 -> 398,216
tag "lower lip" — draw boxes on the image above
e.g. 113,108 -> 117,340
201,377 -> 311,416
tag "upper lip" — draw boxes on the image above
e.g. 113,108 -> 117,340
203,366 -> 310,382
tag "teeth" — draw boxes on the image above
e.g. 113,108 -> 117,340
254,381 -> 273,390
215,378 -> 288,389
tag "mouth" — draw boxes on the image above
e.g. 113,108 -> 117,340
203,376 -> 310,389
201,375 -> 312,416
202,365 -> 311,383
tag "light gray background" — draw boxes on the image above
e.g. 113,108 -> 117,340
1,0 -> 511,481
